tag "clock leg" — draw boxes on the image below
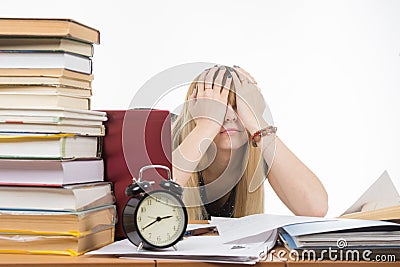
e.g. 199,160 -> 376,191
137,242 -> 144,251
172,245 -> 178,251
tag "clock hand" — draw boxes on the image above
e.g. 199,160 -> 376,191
142,215 -> 174,230
147,215 -> 173,220
159,215 -> 173,220
142,217 -> 160,230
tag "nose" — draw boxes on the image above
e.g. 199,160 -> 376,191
224,106 -> 237,122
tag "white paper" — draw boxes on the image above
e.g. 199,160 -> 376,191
212,213 -> 331,244
342,170 -> 400,215
87,236 -> 273,264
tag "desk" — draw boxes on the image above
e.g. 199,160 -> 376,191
0,254 -> 155,267
0,254 -> 398,267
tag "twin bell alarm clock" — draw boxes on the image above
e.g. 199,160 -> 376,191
122,165 -> 188,250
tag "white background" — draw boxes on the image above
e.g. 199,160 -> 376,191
3,0 -> 399,217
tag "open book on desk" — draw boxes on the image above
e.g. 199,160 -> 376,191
279,219 -> 400,261
340,170 -> 400,221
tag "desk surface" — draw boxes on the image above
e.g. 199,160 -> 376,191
0,253 -> 398,267
0,253 -> 155,267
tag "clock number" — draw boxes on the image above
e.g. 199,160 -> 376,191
167,233 -> 171,239
157,236 -> 161,242
140,206 -> 146,213
137,216 -> 142,222
148,233 -> 152,239
146,199 -> 152,205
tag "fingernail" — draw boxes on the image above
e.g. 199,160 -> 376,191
233,65 -> 240,68
214,64 -> 218,67
228,67 -> 234,71
228,74 -> 232,78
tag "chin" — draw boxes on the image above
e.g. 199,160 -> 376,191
215,135 -> 248,150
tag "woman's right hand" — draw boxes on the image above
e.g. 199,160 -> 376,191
188,66 -> 232,132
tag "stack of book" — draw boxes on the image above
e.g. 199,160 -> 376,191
0,18 -> 115,256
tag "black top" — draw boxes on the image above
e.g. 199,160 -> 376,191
198,171 -> 237,220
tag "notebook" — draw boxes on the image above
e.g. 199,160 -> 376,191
101,109 -> 172,239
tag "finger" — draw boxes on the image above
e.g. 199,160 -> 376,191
213,66 -> 226,92
230,69 -> 242,88
205,67 -> 218,90
197,69 -> 208,92
233,65 -> 257,84
189,86 -> 197,100
223,72 -> 233,92
233,67 -> 249,83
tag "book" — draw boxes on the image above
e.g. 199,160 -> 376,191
0,107 -> 106,120
0,68 -> 92,89
0,92 -> 90,109
340,171 -> 400,221
0,37 -> 94,57
279,219 -> 400,261
0,122 -> 105,136
0,182 -> 114,211
340,205 -> 400,222
0,225 -> 114,256
100,109 -> 173,239
0,52 -> 92,75
0,75 -> 91,89
0,68 -> 93,81
0,18 -> 100,44
0,115 -> 104,126
0,159 -> 104,186
0,205 -> 116,235
0,85 -> 92,97
0,133 -> 101,159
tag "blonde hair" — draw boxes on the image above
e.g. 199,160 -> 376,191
172,67 -> 265,220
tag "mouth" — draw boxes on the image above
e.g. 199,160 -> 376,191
220,128 -> 242,135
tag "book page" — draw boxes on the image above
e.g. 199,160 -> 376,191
342,170 -> 400,215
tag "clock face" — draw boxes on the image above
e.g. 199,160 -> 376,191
135,190 -> 187,248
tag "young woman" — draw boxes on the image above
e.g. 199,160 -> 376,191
172,65 -> 328,220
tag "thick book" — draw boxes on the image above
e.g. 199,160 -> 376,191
0,37 -> 94,57
0,68 -> 92,89
340,205 -> 400,222
0,18 -> 100,44
100,109 -> 172,239
0,115 -> 104,126
279,219 -> 400,261
340,171 -> 400,221
0,158 -> 104,186
0,133 -> 101,159
0,205 -> 116,235
0,92 -> 90,109
0,226 -> 114,256
0,122 -> 105,136
0,107 -> 106,120
0,52 -> 92,74
0,85 -> 92,97
0,182 -> 114,211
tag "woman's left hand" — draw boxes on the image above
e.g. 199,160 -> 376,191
230,66 -> 268,135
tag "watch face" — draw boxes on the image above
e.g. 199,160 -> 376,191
135,190 -> 187,248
